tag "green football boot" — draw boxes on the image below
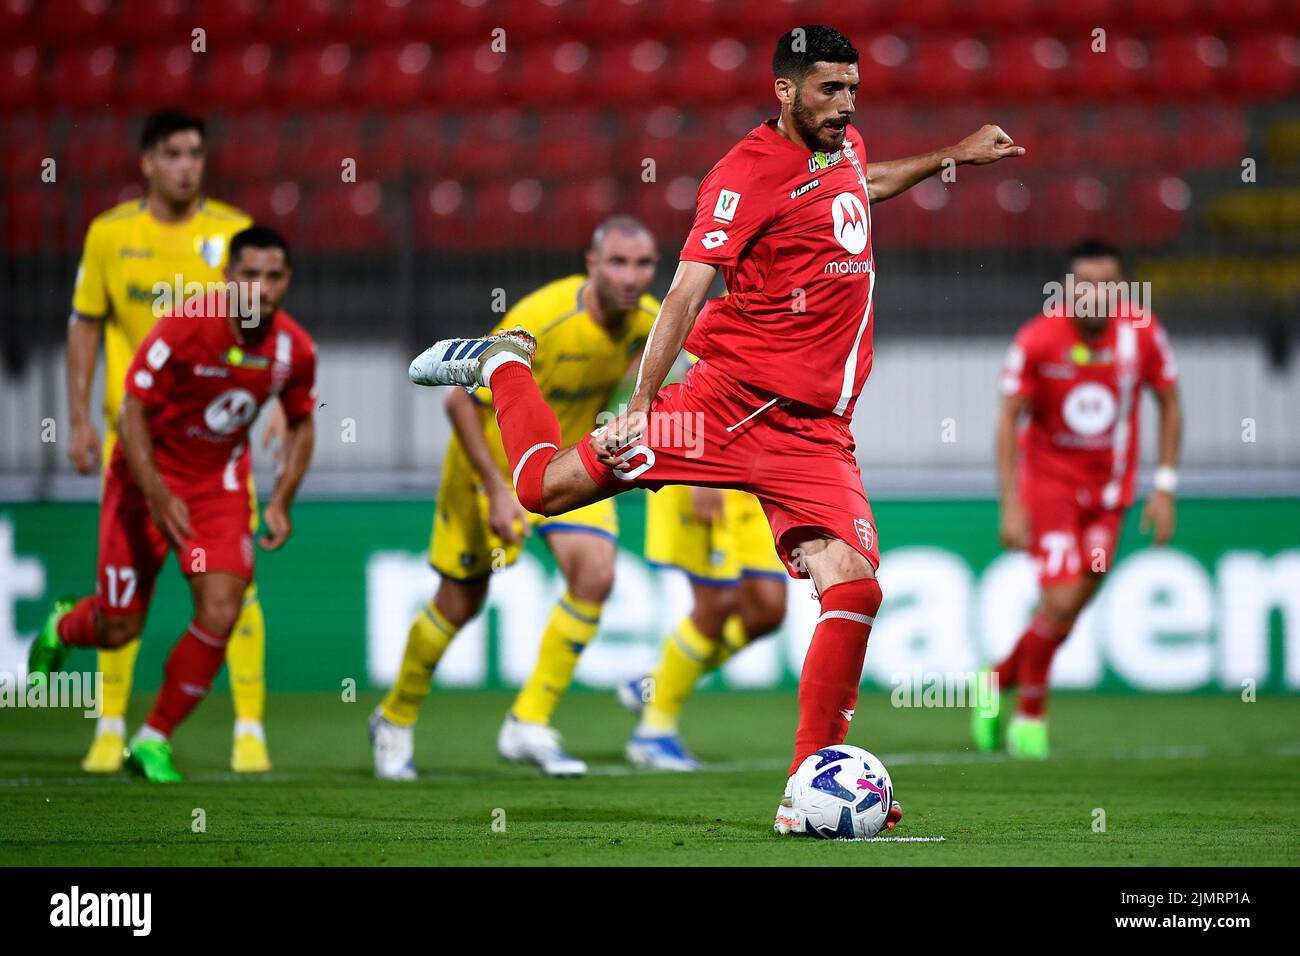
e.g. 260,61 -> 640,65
1007,716 -> 1050,760
125,738 -> 184,783
26,597 -> 76,687
970,667 -> 1003,753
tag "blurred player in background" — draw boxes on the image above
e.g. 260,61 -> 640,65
31,227 -> 316,782
619,353 -> 787,770
409,25 -> 1023,833
976,239 -> 1181,758
370,215 -> 659,779
66,110 -> 282,774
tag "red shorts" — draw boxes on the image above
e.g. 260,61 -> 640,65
1022,475 -> 1124,587
96,460 -> 255,617
578,360 -> 879,578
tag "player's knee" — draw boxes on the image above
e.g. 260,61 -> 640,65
1040,586 -> 1084,629
568,562 -> 615,604
195,596 -> 242,640
744,590 -> 787,638
97,614 -> 143,649
435,578 -> 487,627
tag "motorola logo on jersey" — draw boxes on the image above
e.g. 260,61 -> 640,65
831,193 -> 868,255
1061,382 -> 1117,437
203,388 -> 259,435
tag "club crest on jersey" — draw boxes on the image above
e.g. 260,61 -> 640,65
832,193 -> 869,255
197,236 -> 226,269
854,517 -> 875,552
713,189 -> 740,222
808,149 -> 843,173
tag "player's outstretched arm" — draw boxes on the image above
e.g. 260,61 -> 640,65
119,394 -> 192,550
1140,385 -> 1182,545
66,312 -> 104,474
865,125 -> 1025,204
261,414 -> 314,550
596,260 -> 716,466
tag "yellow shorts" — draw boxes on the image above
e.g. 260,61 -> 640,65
103,426 -> 260,533
429,455 -> 617,580
644,486 -> 785,584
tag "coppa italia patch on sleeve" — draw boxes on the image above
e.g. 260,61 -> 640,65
713,189 -> 740,222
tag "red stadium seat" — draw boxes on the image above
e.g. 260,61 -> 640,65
212,114 -> 283,180
857,33 -> 914,100
199,42 -> 273,111
264,0 -> 338,41
282,113 -> 367,181
67,113 -> 134,182
468,178 -> 550,251
231,181 -> 302,233
1231,33 -> 1300,99
511,41 -> 595,107
122,45 -> 196,109
299,181 -> 392,251
1171,106 -> 1249,170
107,0 -> 186,43
187,0 -> 259,40
383,111 -> 445,177
549,177 -> 623,246
7,183 -> 67,252
1,114 -> 54,187
411,179 -> 473,249
357,43 -> 435,109
911,36 -> 992,101
438,42 -> 510,107
661,38 -> 756,106
1204,0 -> 1276,28
1041,176 -> 1116,245
276,44 -> 354,108
532,111 -> 614,176
340,0 -> 414,40
0,0 -> 36,43
594,41 -> 672,106
500,0 -> 586,38
1065,36 -> 1150,100
988,37 -> 1070,100
36,0 -> 111,42
640,0 -> 728,39
1151,34 -> 1232,99
0,45 -> 42,111
48,46 -> 117,110
443,110 -> 526,179
1127,177 -> 1190,246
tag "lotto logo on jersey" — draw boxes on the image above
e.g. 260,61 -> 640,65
701,230 -> 729,250
832,193 -> 868,255
713,189 -> 740,222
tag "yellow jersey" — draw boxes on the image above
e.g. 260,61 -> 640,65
71,197 -> 252,432
454,273 -> 659,480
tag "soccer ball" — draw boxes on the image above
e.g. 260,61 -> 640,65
791,745 -> 894,840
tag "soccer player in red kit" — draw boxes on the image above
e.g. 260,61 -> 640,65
28,226 -> 317,782
410,25 -> 1023,835
975,239 -> 1182,759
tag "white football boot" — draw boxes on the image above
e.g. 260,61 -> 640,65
368,707 -> 417,781
497,715 -> 587,777
408,327 -> 537,389
773,775 -> 806,835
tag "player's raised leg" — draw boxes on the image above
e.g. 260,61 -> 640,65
500,528 -> 614,777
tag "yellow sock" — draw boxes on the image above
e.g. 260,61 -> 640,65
641,616 -> 724,734
716,614 -> 751,669
96,639 -> 141,724
510,592 -> 603,725
381,602 -> 460,726
227,583 -> 266,725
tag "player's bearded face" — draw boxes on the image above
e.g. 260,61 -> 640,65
791,66 -> 857,152
226,249 -> 291,340
143,131 -> 205,206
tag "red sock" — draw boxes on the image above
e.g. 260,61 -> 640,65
144,621 -> 230,737
56,597 -> 98,647
488,360 -> 561,514
992,633 -> 1027,689
1016,614 -> 1067,718
789,577 -> 883,777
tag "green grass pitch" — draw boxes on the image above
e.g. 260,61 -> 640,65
2,690 -> 1297,866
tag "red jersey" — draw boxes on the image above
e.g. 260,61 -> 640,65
681,119 -> 876,417
1000,308 -> 1177,509
115,298 -> 317,495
